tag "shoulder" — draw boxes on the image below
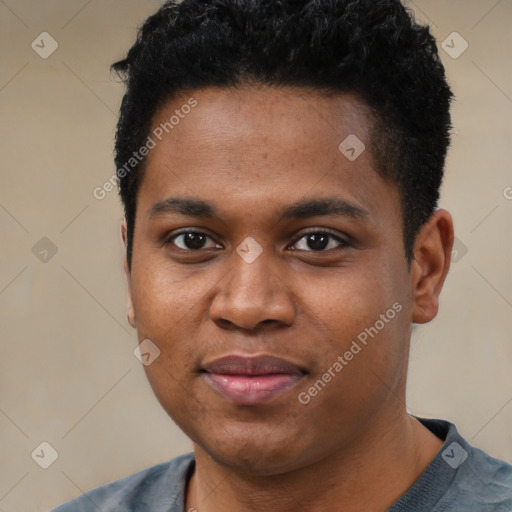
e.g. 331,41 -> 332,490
47,452 -> 195,512
451,443 -> 512,510
390,418 -> 512,512
423,418 -> 512,511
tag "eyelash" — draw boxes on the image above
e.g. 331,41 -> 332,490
164,228 -> 351,253
291,228 -> 351,251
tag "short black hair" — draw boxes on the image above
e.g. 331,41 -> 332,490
112,0 -> 453,269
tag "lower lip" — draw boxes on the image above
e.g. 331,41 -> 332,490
203,373 -> 303,405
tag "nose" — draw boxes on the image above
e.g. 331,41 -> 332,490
209,246 -> 295,331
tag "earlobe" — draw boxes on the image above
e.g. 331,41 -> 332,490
125,267 -> 137,329
121,219 -> 137,329
411,209 -> 454,324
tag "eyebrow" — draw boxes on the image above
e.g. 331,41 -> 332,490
150,197 -> 215,218
149,196 -> 369,221
279,197 -> 368,221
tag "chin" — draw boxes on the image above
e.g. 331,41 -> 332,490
210,444 -> 302,476
191,419 -> 316,476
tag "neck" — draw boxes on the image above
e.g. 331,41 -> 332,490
185,411 -> 443,512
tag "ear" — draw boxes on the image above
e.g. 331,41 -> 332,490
410,209 -> 454,324
121,218 -> 137,328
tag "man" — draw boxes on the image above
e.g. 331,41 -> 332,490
51,0 -> 512,510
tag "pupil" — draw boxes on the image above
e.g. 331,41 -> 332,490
185,233 -> 205,250
308,233 -> 328,250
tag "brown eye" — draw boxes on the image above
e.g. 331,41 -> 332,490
166,231 -> 221,251
290,231 -> 350,252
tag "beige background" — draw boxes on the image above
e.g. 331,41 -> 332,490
0,1 -> 511,511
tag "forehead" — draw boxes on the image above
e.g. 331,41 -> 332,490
149,85 -> 372,158
137,85 -> 399,227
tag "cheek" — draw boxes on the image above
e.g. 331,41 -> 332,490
131,264 -> 204,422
130,255 -> 211,336
299,258 -> 410,394
128,264 -> 204,400
300,257 -> 405,331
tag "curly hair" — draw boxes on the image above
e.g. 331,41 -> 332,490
112,0 -> 453,268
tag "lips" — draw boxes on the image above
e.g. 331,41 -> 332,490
202,354 -> 307,405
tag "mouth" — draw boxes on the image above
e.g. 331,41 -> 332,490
201,354 -> 308,405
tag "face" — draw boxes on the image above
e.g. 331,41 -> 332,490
124,85 -> 419,475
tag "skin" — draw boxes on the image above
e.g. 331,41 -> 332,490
121,84 -> 454,512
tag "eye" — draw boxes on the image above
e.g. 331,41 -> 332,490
165,230 -> 222,251
289,230 -> 350,252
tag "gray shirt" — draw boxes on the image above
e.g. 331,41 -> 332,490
49,418 -> 512,511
